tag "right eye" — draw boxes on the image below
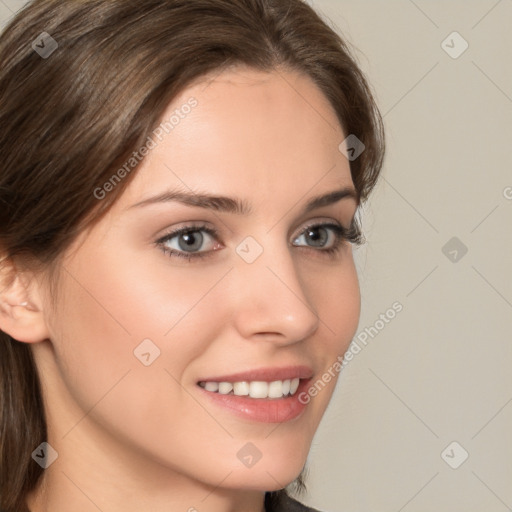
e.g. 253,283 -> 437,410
156,224 -> 222,261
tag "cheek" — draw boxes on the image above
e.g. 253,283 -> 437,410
93,248 -> 228,342
308,253 -> 361,353
300,255 -> 360,409
333,261 -> 360,344
47,253 -> 232,469
46,266 -> 137,420
48,248 -> 227,416
57,246 -> 225,351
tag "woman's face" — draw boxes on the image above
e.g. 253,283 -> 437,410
39,66 -> 360,493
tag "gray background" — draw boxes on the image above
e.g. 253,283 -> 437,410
1,1 -> 510,511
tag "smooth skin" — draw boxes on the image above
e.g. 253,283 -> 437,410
0,66 -> 360,512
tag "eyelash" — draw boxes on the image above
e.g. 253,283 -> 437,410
155,221 -> 363,262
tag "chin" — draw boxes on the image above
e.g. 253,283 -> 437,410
225,447 -> 309,491
226,468 -> 304,492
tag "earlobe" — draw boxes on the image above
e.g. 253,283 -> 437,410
0,259 -> 50,344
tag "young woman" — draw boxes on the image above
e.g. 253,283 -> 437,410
0,1 -> 385,511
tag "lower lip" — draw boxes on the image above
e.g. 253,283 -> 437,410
196,379 -> 312,423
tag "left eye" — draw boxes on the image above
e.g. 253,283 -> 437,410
292,224 -> 341,249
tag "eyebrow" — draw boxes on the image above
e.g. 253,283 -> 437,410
129,186 -> 358,215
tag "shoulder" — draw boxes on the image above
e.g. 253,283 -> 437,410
265,492 -> 323,512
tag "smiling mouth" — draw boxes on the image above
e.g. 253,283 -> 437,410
197,378 -> 301,399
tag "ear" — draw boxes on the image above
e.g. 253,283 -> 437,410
0,256 -> 50,343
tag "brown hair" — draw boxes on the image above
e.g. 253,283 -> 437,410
0,0 -> 385,510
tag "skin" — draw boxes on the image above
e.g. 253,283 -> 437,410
1,66 -> 361,512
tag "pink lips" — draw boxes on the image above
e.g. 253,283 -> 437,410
196,365 -> 314,423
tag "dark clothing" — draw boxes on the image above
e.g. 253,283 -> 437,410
265,491 -> 321,512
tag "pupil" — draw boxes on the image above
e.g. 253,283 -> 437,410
307,227 -> 327,247
178,231 -> 203,252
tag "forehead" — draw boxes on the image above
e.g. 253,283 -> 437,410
118,66 -> 353,208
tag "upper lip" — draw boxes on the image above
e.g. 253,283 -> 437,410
197,365 -> 314,383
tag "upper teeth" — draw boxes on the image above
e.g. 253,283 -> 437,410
199,378 -> 300,399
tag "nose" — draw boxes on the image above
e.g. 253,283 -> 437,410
229,240 -> 320,345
